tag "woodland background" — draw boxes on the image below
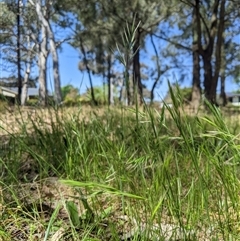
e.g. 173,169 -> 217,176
0,0 -> 239,107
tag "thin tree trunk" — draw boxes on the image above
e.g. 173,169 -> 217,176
220,36 -> 227,106
191,51 -> 201,111
21,28 -> 35,105
220,70 -> 227,106
118,77 -> 124,103
125,69 -> 131,105
107,54 -> 114,105
17,0 -> 22,104
123,47 -> 131,105
203,55 -> 214,102
211,0 -> 226,104
49,30 -> 62,104
150,34 -> 161,103
79,36 -> 97,105
191,5 -> 201,110
21,66 -> 29,106
132,28 -> 142,105
38,24 -> 48,106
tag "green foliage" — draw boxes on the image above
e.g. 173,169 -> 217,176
66,201 -> 81,227
61,85 -> 80,106
0,99 -> 8,112
26,99 -> 38,106
0,2 -> 15,44
164,84 -> 192,104
80,85 -> 118,105
179,87 -> 192,103
61,85 -> 80,100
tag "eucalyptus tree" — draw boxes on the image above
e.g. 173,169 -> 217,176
191,1 -> 201,109
153,0 -> 239,106
67,0 -> 172,105
194,0 -> 240,105
19,0 -> 40,105
220,2 -> 240,105
102,0 -> 173,104
1,1 -> 34,104
0,0 -> 23,102
69,1 -> 119,105
16,0 -> 22,103
0,0 -> 48,105
184,0 -> 235,104
28,0 -> 63,105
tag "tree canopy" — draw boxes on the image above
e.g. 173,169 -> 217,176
0,0 -> 239,106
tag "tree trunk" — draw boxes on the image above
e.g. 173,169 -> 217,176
220,70 -> 227,106
49,29 -> 62,104
118,78 -> 124,103
220,37 -> 227,106
21,68 -> 29,106
132,28 -> 142,105
150,34 -> 161,103
17,0 -> 22,104
107,54 -> 114,105
191,5 -> 201,110
79,36 -> 97,105
36,0 -> 62,104
124,69 -> 131,105
38,24 -> 48,106
29,0 -> 62,105
21,29 -> 34,106
195,0 -> 220,104
21,35 -> 31,106
191,51 -> 201,110
150,81 -> 158,103
212,0 -> 226,105
203,54 -> 214,102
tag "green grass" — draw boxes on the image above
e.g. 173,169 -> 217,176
1,97 -> 240,240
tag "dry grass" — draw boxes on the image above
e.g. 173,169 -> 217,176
1,104 -> 240,136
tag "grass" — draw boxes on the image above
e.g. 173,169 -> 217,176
1,97 -> 240,240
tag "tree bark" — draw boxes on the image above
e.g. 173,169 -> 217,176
79,36 -> 97,105
49,29 -> 62,104
30,0 -> 62,105
195,0 -> 220,104
191,51 -> 201,110
132,28 -> 143,105
38,24 -> 48,106
107,54 -> 114,105
191,3 -> 201,110
21,33 -> 30,106
220,35 -> 227,106
125,69 -> 131,105
150,34 -> 161,103
17,0 -> 22,104
220,69 -> 227,106
203,54 -> 214,102
212,0 -> 226,104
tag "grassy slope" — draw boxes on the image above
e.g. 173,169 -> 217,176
1,103 -> 240,240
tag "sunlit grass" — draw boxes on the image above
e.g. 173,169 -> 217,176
0,97 -> 240,240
